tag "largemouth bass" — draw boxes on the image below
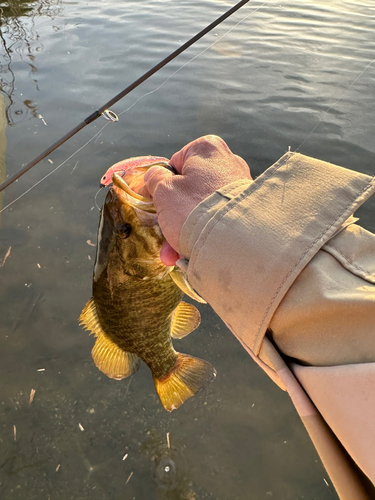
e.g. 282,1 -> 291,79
80,158 -> 216,411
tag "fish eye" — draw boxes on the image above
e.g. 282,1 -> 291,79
117,223 -> 132,239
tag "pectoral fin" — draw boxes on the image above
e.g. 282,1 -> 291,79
171,301 -> 201,339
170,268 -> 206,304
79,298 -> 140,379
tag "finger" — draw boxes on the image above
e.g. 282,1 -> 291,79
144,166 -> 174,197
138,184 -> 151,197
170,135 -> 229,173
233,154 -> 252,179
169,136 -> 204,173
169,148 -> 188,174
160,240 -> 179,266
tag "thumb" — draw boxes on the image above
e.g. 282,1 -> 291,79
144,165 -> 174,198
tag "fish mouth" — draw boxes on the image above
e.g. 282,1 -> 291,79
113,172 -> 151,202
111,161 -> 174,213
112,170 -> 156,213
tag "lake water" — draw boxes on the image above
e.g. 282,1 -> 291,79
0,1 -> 374,499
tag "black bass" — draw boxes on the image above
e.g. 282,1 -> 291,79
80,160 -> 216,411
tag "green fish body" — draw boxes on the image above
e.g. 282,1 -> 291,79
80,165 -> 216,411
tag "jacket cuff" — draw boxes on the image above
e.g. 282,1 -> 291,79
179,152 -> 375,355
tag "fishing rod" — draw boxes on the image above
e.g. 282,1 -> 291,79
0,0 -> 252,194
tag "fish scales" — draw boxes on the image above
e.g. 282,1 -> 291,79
80,157 -> 216,411
94,269 -> 183,378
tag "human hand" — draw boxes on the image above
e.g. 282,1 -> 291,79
144,135 -> 252,265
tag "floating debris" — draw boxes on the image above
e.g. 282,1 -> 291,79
86,240 -> 95,247
38,114 -> 48,126
125,471 -> 133,484
70,161 -> 79,175
48,159 -> 53,164
323,478 -> 329,487
153,456 -> 177,490
1,246 -> 11,267
122,453 -> 128,461
29,389 -> 36,405
56,464 -> 61,472
13,425 -> 16,441
37,368 -> 45,372
167,432 -> 170,449
37,263 -> 41,268
79,423 -> 84,432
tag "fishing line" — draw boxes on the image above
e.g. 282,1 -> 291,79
296,56 -> 375,152
94,187 -> 104,211
1,1 -> 373,215
116,2 -> 268,121
0,0 -> 266,214
0,124 -> 111,213
0,0 -> 254,194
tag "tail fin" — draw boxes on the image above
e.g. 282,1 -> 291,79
154,353 -> 216,412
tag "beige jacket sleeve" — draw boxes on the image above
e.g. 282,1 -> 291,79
179,151 -> 375,497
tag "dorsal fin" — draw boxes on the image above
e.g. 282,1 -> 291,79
171,301 -> 201,339
79,298 -> 140,380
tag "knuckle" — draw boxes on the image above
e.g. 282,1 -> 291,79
197,134 -> 222,146
190,135 -> 228,158
199,135 -> 228,151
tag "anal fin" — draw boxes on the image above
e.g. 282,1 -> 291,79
91,332 -> 140,380
171,301 -> 201,339
154,353 -> 216,412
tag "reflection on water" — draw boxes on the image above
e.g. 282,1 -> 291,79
0,0 -> 63,125
0,94 -> 6,220
1,0 -> 35,17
